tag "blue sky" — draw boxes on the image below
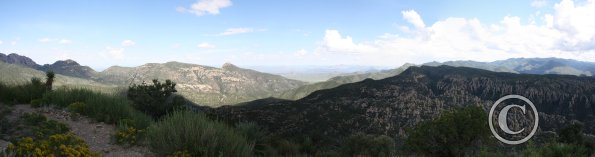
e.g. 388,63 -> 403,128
1,0 -> 594,70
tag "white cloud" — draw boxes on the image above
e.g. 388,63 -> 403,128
10,41 -> 16,45
178,0 -> 232,16
532,0 -> 548,8
121,40 -> 136,47
105,47 -> 125,59
59,39 -> 72,44
321,30 -> 375,53
402,10 -> 426,29
552,0 -> 595,50
302,0 -> 595,66
0,40 -> 3,45
197,42 -> 216,48
295,49 -> 308,56
218,28 -> 254,36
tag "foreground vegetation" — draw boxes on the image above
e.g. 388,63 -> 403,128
0,71 -> 593,157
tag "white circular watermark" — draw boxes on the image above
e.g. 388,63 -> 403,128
488,95 -> 539,145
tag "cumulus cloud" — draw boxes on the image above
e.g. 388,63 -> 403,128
402,10 -> 426,29
532,0 -> 548,7
59,39 -> 72,44
305,0 -> 595,66
121,40 -> 136,47
197,42 -> 216,48
218,28 -> 254,36
321,30 -> 375,53
0,40 -> 3,45
178,0 -> 232,16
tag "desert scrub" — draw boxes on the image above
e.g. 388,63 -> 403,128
167,150 -> 192,157
127,79 -> 184,119
67,102 -> 86,114
0,78 -> 45,104
43,87 -> 153,126
30,99 -> 44,108
115,126 -> 143,145
146,110 -> 253,157
7,133 -> 99,157
21,113 -> 69,138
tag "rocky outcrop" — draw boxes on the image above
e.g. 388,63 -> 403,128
212,65 -> 595,146
40,59 -> 97,78
0,53 -> 41,69
97,62 -> 307,106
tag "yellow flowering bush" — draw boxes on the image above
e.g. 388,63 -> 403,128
67,102 -> 87,114
167,150 -> 192,157
6,133 -> 99,157
115,126 -> 143,145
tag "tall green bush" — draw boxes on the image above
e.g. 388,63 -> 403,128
146,110 -> 253,157
405,105 -> 490,157
341,133 -> 396,157
127,79 -> 183,119
0,78 -> 45,104
42,87 -> 152,128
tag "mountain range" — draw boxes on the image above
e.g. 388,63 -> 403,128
275,58 -> 595,100
209,65 -> 595,148
2,52 -> 595,108
424,58 -> 595,76
1,53 -> 307,106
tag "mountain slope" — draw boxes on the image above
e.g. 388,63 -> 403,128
275,63 -> 415,100
0,61 -> 116,91
212,65 -> 595,146
39,59 -> 97,79
97,62 -> 307,106
0,53 -> 41,69
0,53 -> 308,106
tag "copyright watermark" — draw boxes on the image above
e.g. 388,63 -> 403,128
488,95 -> 539,145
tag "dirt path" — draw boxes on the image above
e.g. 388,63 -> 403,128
10,104 -> 152,157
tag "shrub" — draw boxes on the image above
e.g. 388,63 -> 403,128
0,79 -> 46,104
127,79 -> 183,119
6,133 -> 99,157
115,126 -> 143,145
41,88 -> 98,108
522,141 -> 589,157
146,110 -> 253,157
341,133 -> 396,157
405,105 -> 490,157
235,122 -> 266,145
167,150 -> 192,157
21,113 -> 69,138
556,123 -> 593,156
30,99 -> 44,108
67,102 -> 86,114
43,88 -> 152,125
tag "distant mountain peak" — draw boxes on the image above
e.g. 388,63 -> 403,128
222,62 -> 239,70
53,59 -> 80,66
0,52 -> 41,69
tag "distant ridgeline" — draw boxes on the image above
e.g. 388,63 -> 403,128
2,52 -> 595,108
210,65 -> 595,147
0,53 -> 306,107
